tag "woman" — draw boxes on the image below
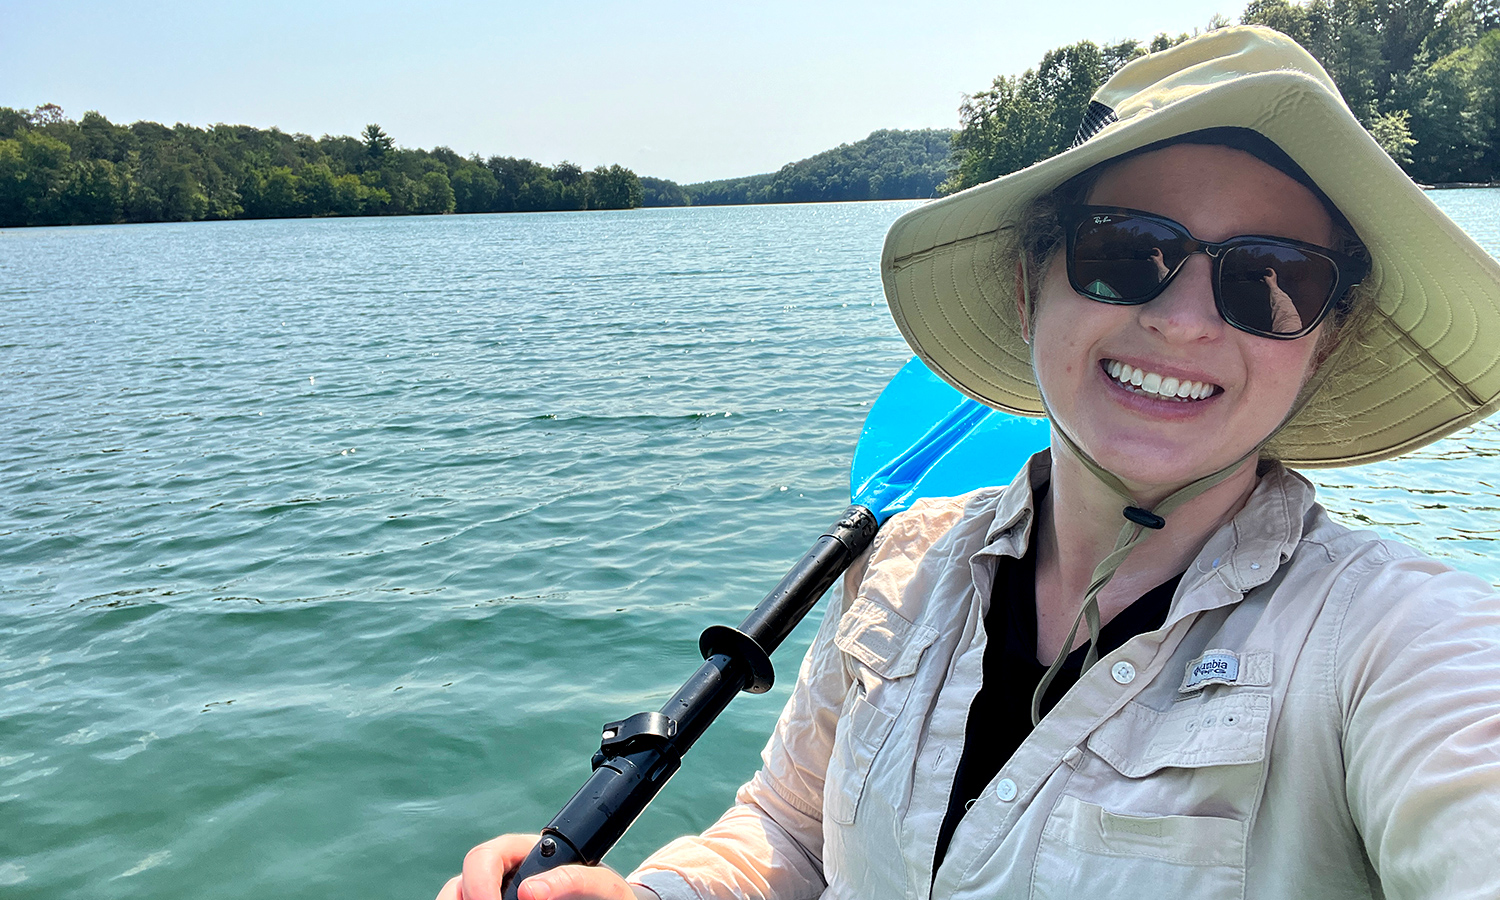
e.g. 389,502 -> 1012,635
443,26 -> 1500,899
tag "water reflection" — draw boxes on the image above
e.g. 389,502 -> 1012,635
1312,419 -> 1500,584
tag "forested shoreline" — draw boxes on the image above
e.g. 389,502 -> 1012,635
0,109 -> 951,227
0,112 -> 646,227
3,0 -> 1497,228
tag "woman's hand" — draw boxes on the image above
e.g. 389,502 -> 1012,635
435,834 -> 657,900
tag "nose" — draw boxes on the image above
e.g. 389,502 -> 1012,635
1136,254 -> 1223,342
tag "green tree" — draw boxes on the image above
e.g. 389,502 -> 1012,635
1370,109 -> 1418,162
300,163 -> 339,215
0,107 -> 29,140
363,124 -> 394,164
0,139 -> 29,226
1466,28 -> 1500,177
589,164 -> 643,209
553,161 -> 588,209
1408,33 -> 1489,180
154,161 -> 210,221
255,166 -> 305,218
1412,27 -> 1500,180
2,131 -> 73,224
639,176 -> 690,207
451,160 -> 500,212
412,170 -> 455,214
30,103 -> 66,126
1244,0 -> 1315,42
55,158 -> 126,224
945,41 -> 1136,193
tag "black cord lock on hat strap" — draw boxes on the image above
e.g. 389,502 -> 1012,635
1122,506 -> 1166,529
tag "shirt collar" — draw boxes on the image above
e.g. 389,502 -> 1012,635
1182,461 -> 1316,596
981,449 -> 1054,552
972,453 -> 1317,611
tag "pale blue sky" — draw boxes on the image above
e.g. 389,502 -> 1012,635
1,1 -> 1245,183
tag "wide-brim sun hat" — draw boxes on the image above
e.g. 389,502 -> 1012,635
882,24 -> 1500,467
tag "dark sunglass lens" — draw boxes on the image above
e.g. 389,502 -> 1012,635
1220,245 -> 1337,335
1072,214 -> 1185,301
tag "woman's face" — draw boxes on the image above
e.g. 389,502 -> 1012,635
1029,143 -> 1334,494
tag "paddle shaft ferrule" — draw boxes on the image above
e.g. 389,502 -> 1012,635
500,505 -> 878,900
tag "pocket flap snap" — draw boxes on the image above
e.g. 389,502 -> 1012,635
1088,693 -> 1272,778
835,597 -> 938,679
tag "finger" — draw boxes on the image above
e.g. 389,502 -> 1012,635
436,874 -> 462,900
459,834 -> 545,900
519,863 -> 634,900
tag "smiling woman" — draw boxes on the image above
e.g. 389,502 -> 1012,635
441,26 -> 1500,900
1026,143 -> 1336,492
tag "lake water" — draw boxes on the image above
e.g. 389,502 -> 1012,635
3,192 -> 1499,898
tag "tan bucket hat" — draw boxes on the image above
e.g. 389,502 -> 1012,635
882,24 -> 1500,467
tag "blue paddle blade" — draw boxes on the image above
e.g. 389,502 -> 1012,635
851,357 -> 1051,524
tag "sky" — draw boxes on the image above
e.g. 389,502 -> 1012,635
1,1 -> 1248,184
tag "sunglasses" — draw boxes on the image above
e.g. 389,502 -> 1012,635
1062,205 -> 1369,339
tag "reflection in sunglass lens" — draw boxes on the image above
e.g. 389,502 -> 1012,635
1219,245 -> 1336,336
1072,216 -> 1184,301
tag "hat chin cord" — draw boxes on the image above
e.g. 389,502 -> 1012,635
1019,258 -> 1323,725
1027,412 -> 1252,725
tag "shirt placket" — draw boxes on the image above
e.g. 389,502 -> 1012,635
895,537 -> 1016,896
928,605 -> 1207,898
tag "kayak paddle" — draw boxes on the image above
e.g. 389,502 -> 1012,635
500,357 -> 1050,899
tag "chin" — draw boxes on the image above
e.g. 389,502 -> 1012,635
1082,435 -> 1245,493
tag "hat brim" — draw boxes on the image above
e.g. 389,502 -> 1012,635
882,69 -> 1500,467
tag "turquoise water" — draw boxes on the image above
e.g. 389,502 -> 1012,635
2,193 -> 1499,897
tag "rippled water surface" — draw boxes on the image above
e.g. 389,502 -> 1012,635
2,192 -> 1499,898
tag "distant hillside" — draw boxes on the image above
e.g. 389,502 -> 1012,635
645,128 -> 955,207
0,106 -> 953,227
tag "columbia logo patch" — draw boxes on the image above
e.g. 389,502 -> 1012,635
1181,650 -> 1241,692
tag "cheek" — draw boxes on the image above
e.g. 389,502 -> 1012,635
1031,283 -> 1112,383
1246,339 -> 1321,410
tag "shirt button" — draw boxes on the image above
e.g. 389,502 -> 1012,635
996,778 -> 1018,802
1111,661 -> 1137,684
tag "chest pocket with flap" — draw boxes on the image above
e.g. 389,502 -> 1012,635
824,597 -> 937,826
1031,676 -> 1274,900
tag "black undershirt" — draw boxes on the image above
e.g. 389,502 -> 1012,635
930,538 -> 1182,870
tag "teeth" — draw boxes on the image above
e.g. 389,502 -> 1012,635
1106,360 -> 1216,401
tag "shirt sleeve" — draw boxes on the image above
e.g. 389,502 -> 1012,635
627,548 -> 870,900
1337,549 -> 1500,900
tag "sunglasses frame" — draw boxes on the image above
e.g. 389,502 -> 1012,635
1062,205 -> 1370,340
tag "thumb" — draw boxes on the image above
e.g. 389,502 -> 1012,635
518,863 -> 635,900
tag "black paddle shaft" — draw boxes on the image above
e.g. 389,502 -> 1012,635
500,504 -> 879,900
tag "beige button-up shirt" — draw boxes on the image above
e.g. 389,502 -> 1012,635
629,455 -> 1500,899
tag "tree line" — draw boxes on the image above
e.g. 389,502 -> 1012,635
947,0 -> 1500,193
0,109 -> 644,227
0,104 -> 955,227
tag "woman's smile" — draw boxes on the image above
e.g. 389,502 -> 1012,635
1100,359 -> 1221,402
